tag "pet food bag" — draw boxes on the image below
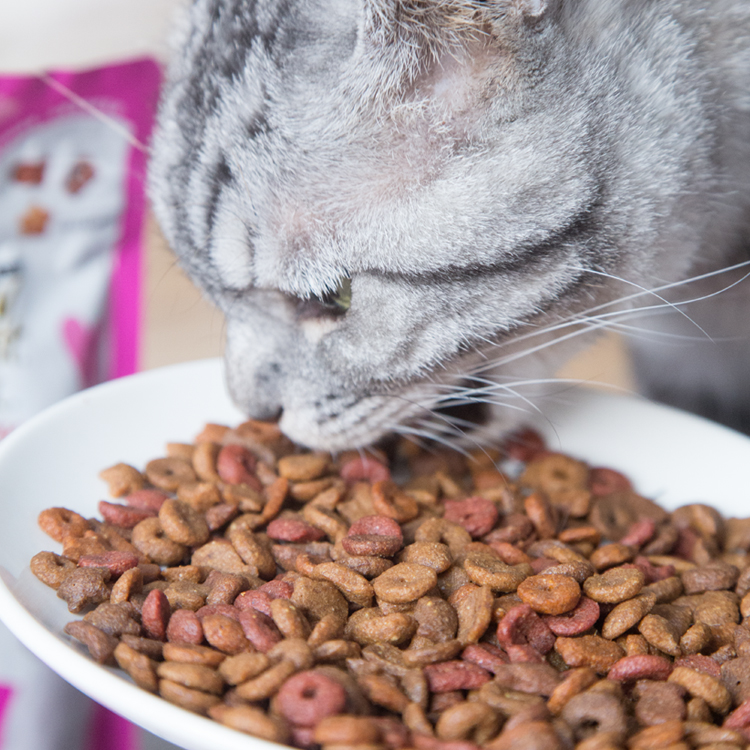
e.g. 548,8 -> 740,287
0,58 -> 178,750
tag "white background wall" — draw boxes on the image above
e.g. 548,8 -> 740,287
0,0 -> 184,72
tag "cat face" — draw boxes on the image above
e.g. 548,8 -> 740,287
150,0 -> 714,449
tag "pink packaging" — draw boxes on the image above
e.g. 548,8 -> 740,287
0,58 -> 160,435
0,59 -> 171,750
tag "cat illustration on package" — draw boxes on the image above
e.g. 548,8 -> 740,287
150,0 -> 750,448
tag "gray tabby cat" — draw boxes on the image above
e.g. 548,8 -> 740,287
149,0 -> 750,450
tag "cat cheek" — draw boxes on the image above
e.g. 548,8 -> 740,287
300,317 -> 339,345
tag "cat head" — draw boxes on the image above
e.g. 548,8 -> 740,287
150,0 -> 704,450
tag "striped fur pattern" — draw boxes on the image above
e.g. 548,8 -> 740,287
149,0 -> 750,449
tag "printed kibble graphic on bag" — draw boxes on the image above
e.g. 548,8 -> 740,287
0,58 -> 161,750
0,60 -> 159,438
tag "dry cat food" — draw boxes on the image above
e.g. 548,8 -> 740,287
30,420 -> 750,749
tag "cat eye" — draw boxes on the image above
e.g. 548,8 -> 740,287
296,276 -> 352,319
316,276 -> 352,314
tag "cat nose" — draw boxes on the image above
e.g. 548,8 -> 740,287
226,359 -> 284,421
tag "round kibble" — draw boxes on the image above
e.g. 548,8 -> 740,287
543,596 -> 600,636
274,670 -> 348,727
372,563 -> 438,604
158,499 -> 210,547
517,574 -> 581,616
443,497 -> 499,538
583,567 -> 645,603
342,516 -> 403,558
146,457 -> 197,492
217,444 -> 261,490
29,416 -> 750,750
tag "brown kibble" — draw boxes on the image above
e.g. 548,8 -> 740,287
720,656 -> 750,706
292,577 -> 349,624
30,550 -> 77,589
547,667 -> 599,714
634,681 -> 687,726
463,551 -> 532,593
668,666 -> 732,714
278,452 -> 331,481
202,613 -> 250,654
64,620 -> 118,664
114,642 -> 159,692
555,635 -> 625,674
162,642 -> 226,667
524,492 -> 557,540
399,542 -> 452,573
358,673 -> 410,712
590,543 -> 636,571
191,539 -> 249,575
560,690 -> 627,741
32,416 -> 750,749
638,614 -> 682,657
372,480 -> 419,523
682,562 -> 740,595
146,457 -> 197,492
218,652 -> 271,684
347,609 -> 417,647
314,715 -> 382,745
132,517 -> 187,567
373,563 -> 438,604
156,661 -> 224,694
38,507 -> 90,543
517,573 -> 581,616
583,567 -> 645,603
486,720 -> 562,750
191,441 -> 221,482
99,463 -> 145,497
56,567 -> 111,613
209,704 -> 290,744
602,593 -> 656,640
435,700 -> 502,744
159,678 -> 221,714
628,720 -> 685,750
313,562 -> 374,608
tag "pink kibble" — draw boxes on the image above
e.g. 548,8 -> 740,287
266,516 -> 325,543
443,496 -> 499,538
235,589 -> 273,617
98,500 -> 156,528
125,489 -> 169,512
339,456 -> 391,484
78,551 -> 139,578
423,660 -> 491,692
608,654 -> 673,682
237,608 -> 282,652
275,670 -> 347,727
497,604 -> 555,655
620,518 -> 657,548
166,609 -> 204,645
461,643 -> 509,674
142,589 -> 171,641
588,466 -> 632,496
543,596 -> 600,637
217,444 -> 262,490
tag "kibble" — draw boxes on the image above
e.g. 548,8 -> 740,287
28,418 -> 750,749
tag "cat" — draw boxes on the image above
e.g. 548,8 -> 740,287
149,0 -> 750,451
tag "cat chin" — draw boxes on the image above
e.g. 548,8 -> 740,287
276,393 -> 421,452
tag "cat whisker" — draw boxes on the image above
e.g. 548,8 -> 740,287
39,74 -> 152,154
468,258 -> 750,373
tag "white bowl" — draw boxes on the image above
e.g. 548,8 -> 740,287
1,358 -> 749,750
